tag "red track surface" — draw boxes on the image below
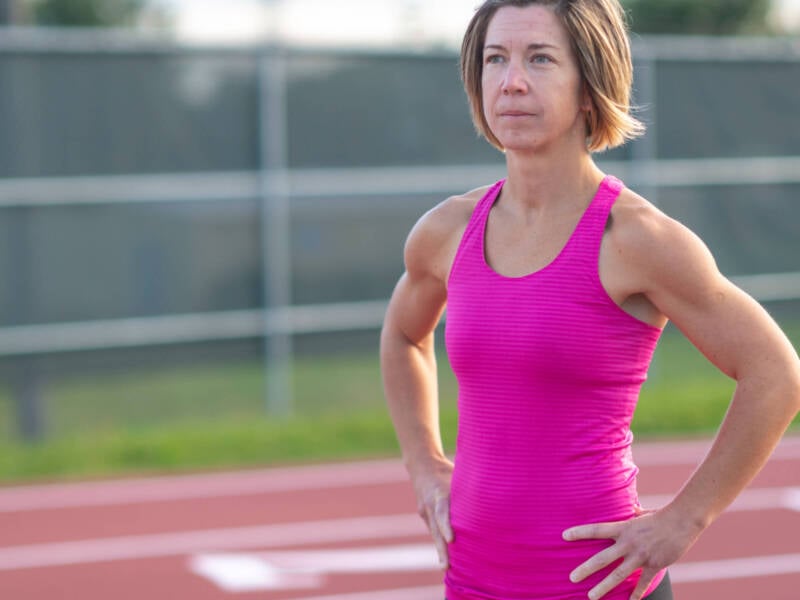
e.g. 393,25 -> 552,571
1,436 -> 799,599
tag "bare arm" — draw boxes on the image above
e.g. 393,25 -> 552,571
566,200 -> 800,600
380,197 -> 473,568
381,269 -> 448,473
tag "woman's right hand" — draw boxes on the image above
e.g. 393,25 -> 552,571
411,458 -> 455,569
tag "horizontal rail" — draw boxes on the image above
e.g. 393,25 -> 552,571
0,157 -> 799,208
632,156 -> 800,188
0,301 -> 388,357
0,28 -> 798,61
1,271 -> 799,357
631,35 -> 800,62
731,272 -> 800,303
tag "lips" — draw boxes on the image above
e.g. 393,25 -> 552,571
499,110 -> 535,117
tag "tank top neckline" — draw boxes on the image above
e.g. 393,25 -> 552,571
480,174 -> 614,281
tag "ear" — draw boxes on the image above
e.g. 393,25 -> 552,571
580,81 -> 593,113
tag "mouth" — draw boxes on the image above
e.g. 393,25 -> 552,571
499,111 -> 535,117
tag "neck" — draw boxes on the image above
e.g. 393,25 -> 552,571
501,134 -> 605,213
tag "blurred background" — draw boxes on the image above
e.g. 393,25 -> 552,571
0,0 -> 798,481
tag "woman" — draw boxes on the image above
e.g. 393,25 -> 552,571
380,1 -> 800,599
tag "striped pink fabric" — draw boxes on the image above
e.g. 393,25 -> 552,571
443,176 -> 666,599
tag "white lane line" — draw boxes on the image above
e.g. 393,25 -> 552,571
0,459 -> 408,513
786,488 -> 800,512
671,553 -> 800,583
0,514 -> 425,571
0,435 -> 797,512
640,486 -> 800,512
631,435 -> 800,466
287,585 -> 444,600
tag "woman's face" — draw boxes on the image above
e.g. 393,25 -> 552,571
481,4 -> 588,154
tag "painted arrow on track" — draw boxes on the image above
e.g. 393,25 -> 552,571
189,543 -> 440,592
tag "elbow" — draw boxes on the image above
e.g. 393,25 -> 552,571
781,356 -> 800,418
780,359 -> 800,417
791,363 -> 800,416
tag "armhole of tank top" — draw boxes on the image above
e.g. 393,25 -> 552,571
446,180 -> 503,289
576,176 -> 620,288
590,182 -> 664,333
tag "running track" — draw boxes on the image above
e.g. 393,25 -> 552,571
1,436 -> 799,600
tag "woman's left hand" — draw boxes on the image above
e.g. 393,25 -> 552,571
562,506 -> 702,600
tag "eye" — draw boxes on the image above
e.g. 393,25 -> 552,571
531,54 -> 553,65
484,54 -> 505,65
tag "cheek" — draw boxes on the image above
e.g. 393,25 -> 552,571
480,82 -> 496,118
481,72 -> 495,99
481,64 -> 507,90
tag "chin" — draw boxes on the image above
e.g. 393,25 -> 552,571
496,135 -> 546,154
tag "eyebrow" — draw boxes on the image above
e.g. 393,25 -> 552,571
483,43 -> 559,52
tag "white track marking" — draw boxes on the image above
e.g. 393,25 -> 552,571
786,487 -> 800,512
640,486 -> 800,512
630,435 -> 800,465
671,553 -> 800,583
189,544 -> 438,591
281,585 -> 445,600
1,436 -> 798,512
190,554 -> 322,592
0,514 -> 425,571
0,459 -> 408,513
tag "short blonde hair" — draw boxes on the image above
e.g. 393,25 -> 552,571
460,0 -> 645,153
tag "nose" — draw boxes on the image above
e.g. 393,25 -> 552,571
501,60 -> 528,95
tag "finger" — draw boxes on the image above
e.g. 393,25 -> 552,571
425,505 -> 450,569
563,521 -> 623,542
628,569 -> 658,600
569,544 -> 624,583
588,558 -> 637,600
434,495 -> 454,543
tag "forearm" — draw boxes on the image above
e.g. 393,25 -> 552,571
380,325 -> 448,474
667,372 -> 800,531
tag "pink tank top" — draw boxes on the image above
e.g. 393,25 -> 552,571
444,176 -> 665,599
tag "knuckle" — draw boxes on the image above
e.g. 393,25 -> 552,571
632,548 -> 653,567
608,569 -> 628,587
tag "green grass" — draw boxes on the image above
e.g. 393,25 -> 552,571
0,325 -> 796,484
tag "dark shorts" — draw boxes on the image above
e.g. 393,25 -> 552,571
645,571 -> 674,600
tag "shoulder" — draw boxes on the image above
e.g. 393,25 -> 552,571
606,186 -> 720,296
404,184 -> 493,282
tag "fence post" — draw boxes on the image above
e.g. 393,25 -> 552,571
257,47 -> 292,417
12,358 -> 44,441
9,207 -> 45,440
631,46 -> 659,205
